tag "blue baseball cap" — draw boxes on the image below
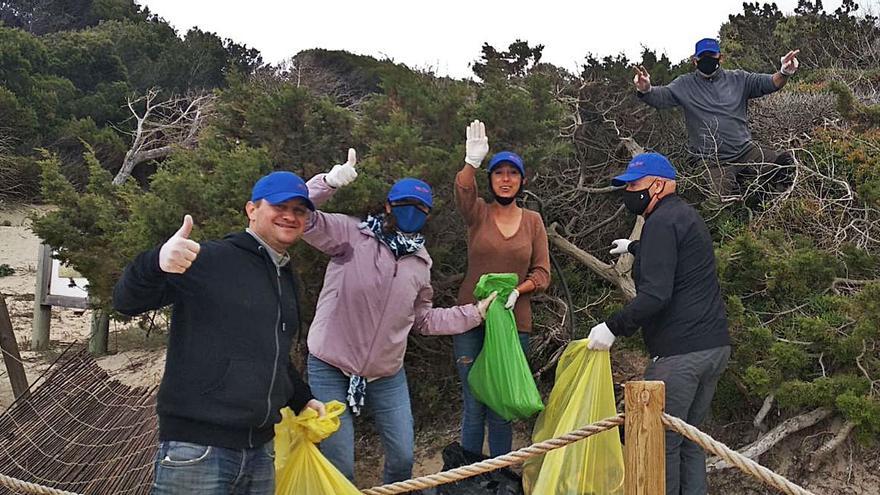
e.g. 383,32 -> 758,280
612,153 -> 677,186
487,151 -> 525,176
694,38 -> 721,58
388,178 -> 433,209
250,171 -> 315,210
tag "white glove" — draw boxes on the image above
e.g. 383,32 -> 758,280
587,322 -> 616,351
159,215 -> 201,274
780,49 -> 800,76
324,148 -> 358,188
504,289 -> 520,310
475,291 -> 498,319
465,120 -> 489,168
609,239 -> 632,255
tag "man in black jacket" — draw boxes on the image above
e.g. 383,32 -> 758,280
114,170 -> 327,495
587,152 -> 731,495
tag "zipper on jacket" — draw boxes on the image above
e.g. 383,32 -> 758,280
258,258 -> 282,429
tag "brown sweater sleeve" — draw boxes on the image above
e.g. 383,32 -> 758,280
454,170 -> 485,226
526,212 -> 551,292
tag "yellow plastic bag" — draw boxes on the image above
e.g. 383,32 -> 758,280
522,339 -> 625,495
274,400 -> 361,495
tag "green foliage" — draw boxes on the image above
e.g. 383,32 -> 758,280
836,392 -> 880,441
43,29 -> 128,92
31,149 -> 136,306
776,375 -> 870,410
473,40 -> 545,80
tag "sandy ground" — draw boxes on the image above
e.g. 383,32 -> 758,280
0,205 -> 166,408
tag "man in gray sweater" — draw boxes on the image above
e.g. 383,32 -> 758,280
634,38 -> 800,201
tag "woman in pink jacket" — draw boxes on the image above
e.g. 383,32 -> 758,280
302,149 -> 496,485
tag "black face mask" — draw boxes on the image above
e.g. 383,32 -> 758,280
622,188 -> 652,215
494,195 -> 516,206
696,56 -> 720,76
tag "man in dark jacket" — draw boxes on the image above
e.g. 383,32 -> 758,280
114,170 -> 327,495
588,153 -> 731,495
633,38 -> 799,200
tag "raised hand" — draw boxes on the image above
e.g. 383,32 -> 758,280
159,215 -> 201,274
633,65 -> 652,93
464,120 -> 489,168
324,148 -> 358,188
780,49 -> 800,76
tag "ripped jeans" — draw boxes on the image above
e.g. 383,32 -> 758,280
453,326 -> 530,457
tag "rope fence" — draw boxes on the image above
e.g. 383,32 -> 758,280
661,413 -> 818,495
361,414 -> 625,495
0,388 -> 827,495
0,473 -> 82,495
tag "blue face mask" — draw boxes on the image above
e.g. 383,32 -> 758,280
391,205 -> 428,233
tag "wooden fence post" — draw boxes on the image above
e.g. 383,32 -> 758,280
31,244 -> 52,350
624,381 -> 666,495
0,293 -> 30,400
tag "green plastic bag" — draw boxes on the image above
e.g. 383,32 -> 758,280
467,273 -> 544,421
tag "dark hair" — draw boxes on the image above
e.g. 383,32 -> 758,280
358,201 -> 399,234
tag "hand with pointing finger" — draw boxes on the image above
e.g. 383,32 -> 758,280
324,148 -> 358,188
633,65 -> 651,93
159,215 -> 201,274
780,49 -> 800,76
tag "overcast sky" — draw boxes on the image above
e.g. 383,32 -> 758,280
136,0 -> 848,79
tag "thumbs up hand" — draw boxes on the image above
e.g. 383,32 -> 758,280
324,148 -> 358,188
159,215 -> 201,274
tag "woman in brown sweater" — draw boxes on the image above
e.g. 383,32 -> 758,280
453,120 -> 551,456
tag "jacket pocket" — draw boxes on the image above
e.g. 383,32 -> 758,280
201,359 -> 267,422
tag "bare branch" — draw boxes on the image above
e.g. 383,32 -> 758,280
112,90 -> 216,186
808,419 -> 857,472
707,407 -> 833,472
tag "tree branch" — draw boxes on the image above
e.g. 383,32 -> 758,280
707,407 -> 833,472
808,419 -> 857,472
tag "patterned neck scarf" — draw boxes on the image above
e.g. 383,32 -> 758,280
361,214 -> 425,258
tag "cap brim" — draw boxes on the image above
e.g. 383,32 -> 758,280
388,194 -> 432,209
262,192 -> 315,210
611,172 -> 649,186
695,49 -> 720,58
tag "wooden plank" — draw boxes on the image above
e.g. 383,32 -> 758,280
44,294 -> 90,310
0,293 -> 30,400
624,381 -> 666,495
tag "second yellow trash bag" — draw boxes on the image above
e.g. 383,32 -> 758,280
522,339 -> 625,495
274,400 -> 361,495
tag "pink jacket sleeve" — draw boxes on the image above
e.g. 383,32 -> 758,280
302,173 -> 360,256
412,284 -> 482,336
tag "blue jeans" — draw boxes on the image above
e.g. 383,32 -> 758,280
307,354 -> 414,484
150,440 -> 274,495
453,326 -> 530,457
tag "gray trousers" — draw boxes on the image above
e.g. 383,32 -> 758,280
698,144 -> 794,199
644,345 -> 731,495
